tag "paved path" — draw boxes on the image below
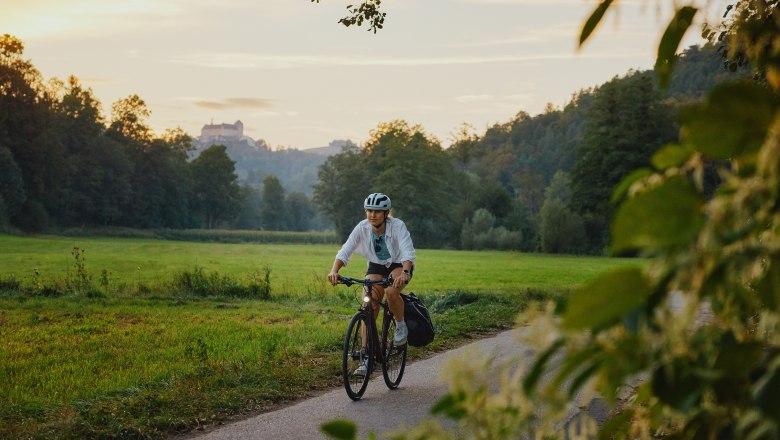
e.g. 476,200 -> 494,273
189,329 -> 524,440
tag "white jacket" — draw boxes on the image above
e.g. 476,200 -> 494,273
335,217 -> 416,268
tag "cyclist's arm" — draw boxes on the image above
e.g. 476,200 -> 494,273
335,222 -> 365,266
393,219 -> 416,268
328,259 -> 346,285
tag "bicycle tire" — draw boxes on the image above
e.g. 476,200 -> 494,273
343,312 -> 373,400
381,317 -> 407,389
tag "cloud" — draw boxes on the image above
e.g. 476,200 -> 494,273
194,98 -> 272,110
173,50 -> 645,70
454,94 -> 495,103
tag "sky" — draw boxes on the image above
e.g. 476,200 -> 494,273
3,0 -> 727,150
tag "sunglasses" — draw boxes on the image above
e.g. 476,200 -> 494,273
374,235 -> 383,252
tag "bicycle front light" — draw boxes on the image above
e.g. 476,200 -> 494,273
363,296 -> 370,303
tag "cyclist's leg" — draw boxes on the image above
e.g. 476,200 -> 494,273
365,273 -> 385,321
365,262 -> 388,321
384,265 -> 408,321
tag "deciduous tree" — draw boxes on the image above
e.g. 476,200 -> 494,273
261,175 -> 286,231
190,145 -> 241,229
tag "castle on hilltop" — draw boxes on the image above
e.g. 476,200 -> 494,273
200,120 -> 244,143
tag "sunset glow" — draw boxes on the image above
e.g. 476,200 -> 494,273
2,0 -> 724,148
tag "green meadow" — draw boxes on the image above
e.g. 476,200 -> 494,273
0,234 -> 642,438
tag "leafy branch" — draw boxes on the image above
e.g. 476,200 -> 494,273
310,0 -> 386,33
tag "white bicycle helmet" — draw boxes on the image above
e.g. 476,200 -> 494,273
364,193 -> 391,210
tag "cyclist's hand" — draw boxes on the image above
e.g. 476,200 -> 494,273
392,273 -> 409,289
328,271 -> 340,286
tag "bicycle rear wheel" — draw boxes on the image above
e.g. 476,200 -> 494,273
381,317 -> 407,389
343,312 -> 373,400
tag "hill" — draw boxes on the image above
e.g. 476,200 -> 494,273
192,139 -> 358,195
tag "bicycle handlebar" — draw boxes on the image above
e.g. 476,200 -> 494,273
337,275 -> 393,288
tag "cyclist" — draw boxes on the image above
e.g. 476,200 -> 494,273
328,193 -> 416,373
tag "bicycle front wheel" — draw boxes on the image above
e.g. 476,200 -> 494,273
381,318 -> 407,389
343,311 -> 373,400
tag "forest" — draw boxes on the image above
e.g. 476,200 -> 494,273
0,34 -> 746,253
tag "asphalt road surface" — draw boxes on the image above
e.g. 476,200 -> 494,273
189,329 -> 525,440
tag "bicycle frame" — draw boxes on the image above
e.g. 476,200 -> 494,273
341,276 -> 394,366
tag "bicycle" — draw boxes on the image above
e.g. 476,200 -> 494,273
336,275 -> 408,400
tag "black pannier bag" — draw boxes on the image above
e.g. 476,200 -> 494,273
401,292 -> 434,347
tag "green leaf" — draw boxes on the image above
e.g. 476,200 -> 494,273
551,346 -> 600,391
752,357 -> 780,420
579,0 -> 613,46
598,409 -> 634,440
568,361 -> 601,398
430,392 -> 467,420
523,338 -> 565,396
652,143 -> 693,170
655,6 -> 697,89
711,332 -> 762,403
563,267 -> 650,331
611,168 -> 651,204
756,259 -> 780,310
682,81 -> 777,161
652,359 -> 705,411
611,176 -> 703,254
321,419 -> 357,440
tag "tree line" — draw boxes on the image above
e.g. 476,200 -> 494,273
315,44 -> 747,252
0,33 -> 746,252
0,34 -> 323,233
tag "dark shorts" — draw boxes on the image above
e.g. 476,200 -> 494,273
366,262 -> 414,279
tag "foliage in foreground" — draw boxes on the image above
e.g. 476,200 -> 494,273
322,1 -> 780,439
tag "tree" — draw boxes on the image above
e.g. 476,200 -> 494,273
313,144 -> 370,240
0,144 -> 25,222
570,71 -> 678,253
0,34 -> 63,229
234,185 -> 263,229
54,76 -> 132,226
190,145 -> 241,229
447,123 -> 480,170
314,120 -> 466,246
544,170 -> 571,205
260,175 -> 286,231
367,120 -> 464,247
539,171 -> 585,253
473,179 -> 513,219
285,191 -> 315,232
107,94 -> 153,144
127,138 -> 192,228
539,198 -> 585,254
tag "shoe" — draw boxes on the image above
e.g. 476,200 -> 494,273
353,356 -> 368,376
394,321 -> 408,345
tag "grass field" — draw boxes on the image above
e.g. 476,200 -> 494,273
0,234 -> 635,294
0,234 -> 643,439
